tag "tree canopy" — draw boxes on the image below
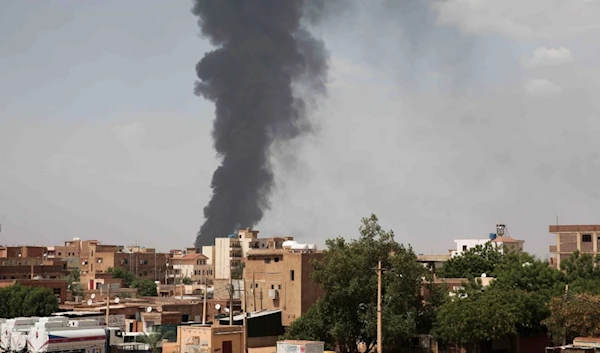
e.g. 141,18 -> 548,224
108,267 -> 135,287
436,242 -> 505,278
283,214 -> 437,352
0,284 -> 59,318
283,215 -> 600,350
132,278 -> 158,297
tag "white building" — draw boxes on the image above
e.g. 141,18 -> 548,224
450,224 -> 525,257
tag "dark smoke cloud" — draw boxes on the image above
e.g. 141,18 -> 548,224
192,0 -> 328,247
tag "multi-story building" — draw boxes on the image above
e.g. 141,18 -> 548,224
170,252 -> 213,283
549,224 -> 600,269
73,242 -> 170,290
243,241 -> 323,326
46,238 -> 100,270
0,246 -> 69,279
214,228 -> 293,279
201,246 -> 215,266
451,224 -> 524,257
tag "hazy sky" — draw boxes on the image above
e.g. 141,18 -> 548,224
1,0 -> 600,258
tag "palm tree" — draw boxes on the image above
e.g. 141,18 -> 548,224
136,330 -> 166,353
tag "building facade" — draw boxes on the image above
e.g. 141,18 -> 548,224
243,243 -> 323,326
549,224 -> 600,269
214,228 -> 293,280
170,253 -> 213,283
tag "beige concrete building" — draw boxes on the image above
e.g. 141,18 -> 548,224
162,325 -> 244,353
549,224 -> 600,269
214,228 -> 293,280
202,246 -> 216,266
243,242 -> 323,326
76,242 -> 170,289
170,252 -> 213,283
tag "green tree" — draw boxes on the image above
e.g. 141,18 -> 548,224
132,278 -> 158,297
543,292 -> 600,345
176,277 -> 193,285
108,267 -> 135,287
136,330 -> 168,353
66,268 -> 83,298
282,301 -> 331,348
231,262 -> 244,280
434,285 -> 527,352
437,243 -> 505,278
284,214 -> 430,353
0,284 -> 58,318
560,251 -> 600,294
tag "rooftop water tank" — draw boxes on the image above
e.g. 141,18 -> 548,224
228,234 -> 234,238
282,240 -> 297,249
489,233 -> 497,240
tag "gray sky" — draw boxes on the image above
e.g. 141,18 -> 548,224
1,0 -> 600,258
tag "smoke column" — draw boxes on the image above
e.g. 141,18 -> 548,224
192,1 -> 328,247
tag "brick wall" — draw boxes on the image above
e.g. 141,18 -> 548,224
559,233 -> 578,252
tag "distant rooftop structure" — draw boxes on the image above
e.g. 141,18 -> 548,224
451,224 -> 524,257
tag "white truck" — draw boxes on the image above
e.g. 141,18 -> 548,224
0,317 -> 40,353
27,318 -> 123,353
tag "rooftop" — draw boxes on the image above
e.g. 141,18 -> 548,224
549,225 -> 600,233
490,235 -> 523,243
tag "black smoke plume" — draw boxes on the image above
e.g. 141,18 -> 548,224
192,0 -> 328,247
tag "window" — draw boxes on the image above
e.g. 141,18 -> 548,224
274,257 -> 279,263
271,284 -> 274,289
265,258 -> 271,264
462,245 -> 467,251
583,234 -> 592,242
255,283 -> 258,288
290,270 -> 295,281
278,284 -> 281,290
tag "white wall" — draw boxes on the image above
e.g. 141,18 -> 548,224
214,238 -> 232,279
452,239 -> 490,257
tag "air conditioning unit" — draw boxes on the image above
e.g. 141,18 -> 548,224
268,289 -> 279,299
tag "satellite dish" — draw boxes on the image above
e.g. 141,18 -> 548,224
146,306 -> 152,313
481,273 -> 487,278
215,304 -> 221,311
224,307 -> 230,313
114,297 -> 120,304
87,299 -> 92,306
91,294 -> 96,299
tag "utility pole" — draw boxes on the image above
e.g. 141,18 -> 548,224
243,278 -> 248,353
202,275 -> 208,325
105,284 -> 110,327
180,269 -> 184,300
252,273 -> 256,310
228,272 -> 233,325
377,260 -> 383,353
562,284 -> 569,346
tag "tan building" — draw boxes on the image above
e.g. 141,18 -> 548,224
549,224 -> 600,269
74,242 -> 170,290
0,247 -> 69,280
163,325 -> 243,353
170,252 -> 213,283
214,228 -> 293,280
202,246 -> 216,266
243,242 -> 323,326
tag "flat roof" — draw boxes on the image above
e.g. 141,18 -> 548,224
549,225 -> 600,233
219,309 -> 282,322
